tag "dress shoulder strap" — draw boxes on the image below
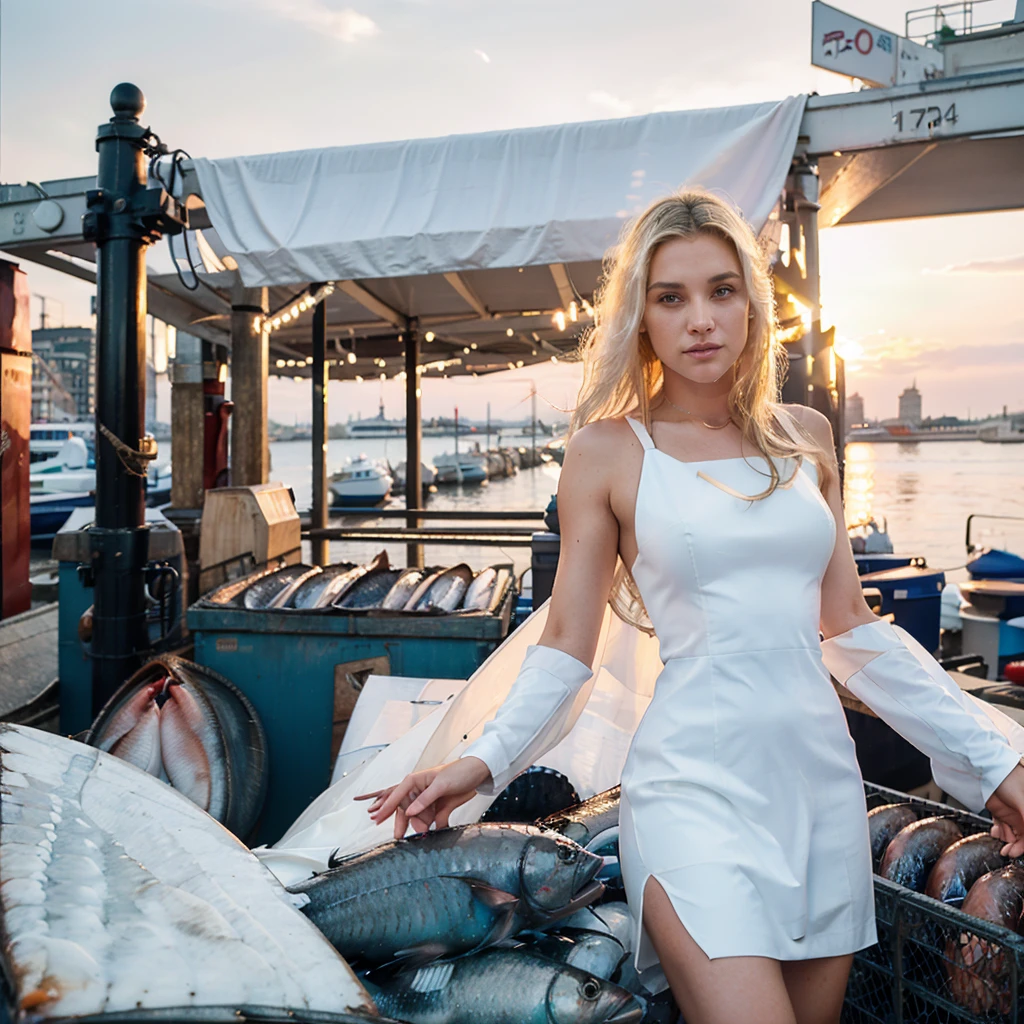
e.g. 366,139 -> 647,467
625,417 -> 656,450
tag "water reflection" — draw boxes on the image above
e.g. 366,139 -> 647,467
843,443 -> 876,528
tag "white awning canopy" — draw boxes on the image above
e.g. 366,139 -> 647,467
193,96 -> 808,288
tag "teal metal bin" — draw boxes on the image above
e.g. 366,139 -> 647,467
188,593 -> 515,844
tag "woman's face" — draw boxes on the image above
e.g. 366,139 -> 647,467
642,232 -> 751,387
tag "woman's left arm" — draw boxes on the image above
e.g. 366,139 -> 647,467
789,405 -> 1024,856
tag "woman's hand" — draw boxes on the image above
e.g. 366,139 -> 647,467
354,756 -> 493,840
986,761 -> 1024,858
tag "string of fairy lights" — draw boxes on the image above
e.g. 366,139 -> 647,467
257,279 -> 594,384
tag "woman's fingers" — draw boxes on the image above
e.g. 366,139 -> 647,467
371,777 -> 419,824
353,788 -> 387,801
407,779 -> 446,818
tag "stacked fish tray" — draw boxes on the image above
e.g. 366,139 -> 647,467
843,782 -> 1024,1024
188,555 -> 516,844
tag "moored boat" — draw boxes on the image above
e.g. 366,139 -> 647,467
328,454 -> 393,506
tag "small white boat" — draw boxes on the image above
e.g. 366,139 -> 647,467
30,436 -> 95,494
29,420 -> 95,463
329,455 -> 393,507
433,452 -> 488,485
392,461 -> 438,491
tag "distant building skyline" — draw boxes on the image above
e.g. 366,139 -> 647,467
31,327 -> 95,422
898,380 -> 923,426
845,392 -> 865,427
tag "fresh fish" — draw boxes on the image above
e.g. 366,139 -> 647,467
945,863 -> 1024,1016
403,567 -> 447,611
382,568 -> 426,610
462,567 -> 498,611
482,766 -> 579,824
527,930 -> 629,984
879,816 -> 963,891
561,902 -> 635,951
202,560 -> 287,606
924,833 -> 1006,905
266,565 -> 323,609
868,802 -> 924,869
368,948 -> 643,1024
0,724 -> 377,1022
331,550 -> 392,609
338,568 -> 404,610
86,656 -> 268,840
412,564 -> 474,613
289,562 -> 359,609
289,824 -> 605,965
99,678 -> 167,776
542,786 -> 621,850
242,564 -> 315,609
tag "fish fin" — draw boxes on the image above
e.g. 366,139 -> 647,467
443,876 -> 519,911
385,943 -> 454,970
409,961 -> 456,993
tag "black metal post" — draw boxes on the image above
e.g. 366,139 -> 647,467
311,296 -> 329,566
84,83 -> 184,713
404,323 -> 423,568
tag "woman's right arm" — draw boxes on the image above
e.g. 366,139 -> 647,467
359,422 -> 623,837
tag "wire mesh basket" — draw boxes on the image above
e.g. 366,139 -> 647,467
842,782 -> 1024,1024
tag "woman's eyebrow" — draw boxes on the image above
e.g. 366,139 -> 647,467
646,271 -> 741,292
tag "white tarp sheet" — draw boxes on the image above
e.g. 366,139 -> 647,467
255,601 -> 663,888
195,97 -> 807,286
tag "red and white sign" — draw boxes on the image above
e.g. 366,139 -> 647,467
811,1 -> 898,88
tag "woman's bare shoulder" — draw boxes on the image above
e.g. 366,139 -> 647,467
564,416 -> 643,467
776,402 -> 833,448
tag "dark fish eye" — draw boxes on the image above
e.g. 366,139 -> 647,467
556,845 -> 578,863
580,979 -> 601,1000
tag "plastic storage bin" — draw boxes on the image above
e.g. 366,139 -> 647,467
859,565 -> 946,653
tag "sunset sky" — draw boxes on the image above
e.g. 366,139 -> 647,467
2,0 -> 1022,424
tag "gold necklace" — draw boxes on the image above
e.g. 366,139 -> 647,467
660,393 -> 733,430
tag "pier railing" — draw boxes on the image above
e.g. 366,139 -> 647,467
302,507 -> 548,547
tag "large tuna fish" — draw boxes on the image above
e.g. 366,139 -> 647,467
86,656 -> 267,840
367,949 -> 643,1024
289,824 -> 605,965
946,863 -> 1024,1016
408,565 -> 474,613
542,787 -> 621,849
924,833 -> 1006,905
0,723 -> 377,1023
879,816 -> 962,891
241,564 -> 317,609
867,802 -> 924,870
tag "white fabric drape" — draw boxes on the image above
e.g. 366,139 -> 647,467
194,97 -> 808,286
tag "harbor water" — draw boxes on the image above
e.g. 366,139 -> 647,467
261,436 -> 1024,583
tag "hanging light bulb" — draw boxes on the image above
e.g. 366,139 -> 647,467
569,301 -> 578,322
463,347 -> 470,354
286,359 -> 296,367
347,351 -> 356,364
424,331 -> 435,342
276,359 -> 286,368
506,327 -> 514,337
553,310 -> 566,332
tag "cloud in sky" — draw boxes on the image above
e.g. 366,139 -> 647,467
924,254 -> 1024,275
255,0 -> 378,43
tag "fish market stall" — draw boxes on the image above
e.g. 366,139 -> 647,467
190,557 -> 517,843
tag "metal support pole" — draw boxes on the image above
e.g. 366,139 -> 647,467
230,283 -> 269,486
169,331 -> 204,509
404,323 -> 423,568
84,83 -> 185,713
311,295 -> 329,566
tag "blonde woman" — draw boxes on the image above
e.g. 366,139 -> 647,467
358,190 -> 1024,1024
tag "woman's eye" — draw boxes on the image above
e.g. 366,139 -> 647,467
657,294 -> 681,303
713,286 -> 734,298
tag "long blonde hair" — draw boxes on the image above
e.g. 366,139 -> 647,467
570,188 -> 833,631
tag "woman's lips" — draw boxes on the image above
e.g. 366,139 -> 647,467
685,345 -> 721,359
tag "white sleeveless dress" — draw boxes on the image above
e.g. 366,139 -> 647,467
618,416 -> 878,968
